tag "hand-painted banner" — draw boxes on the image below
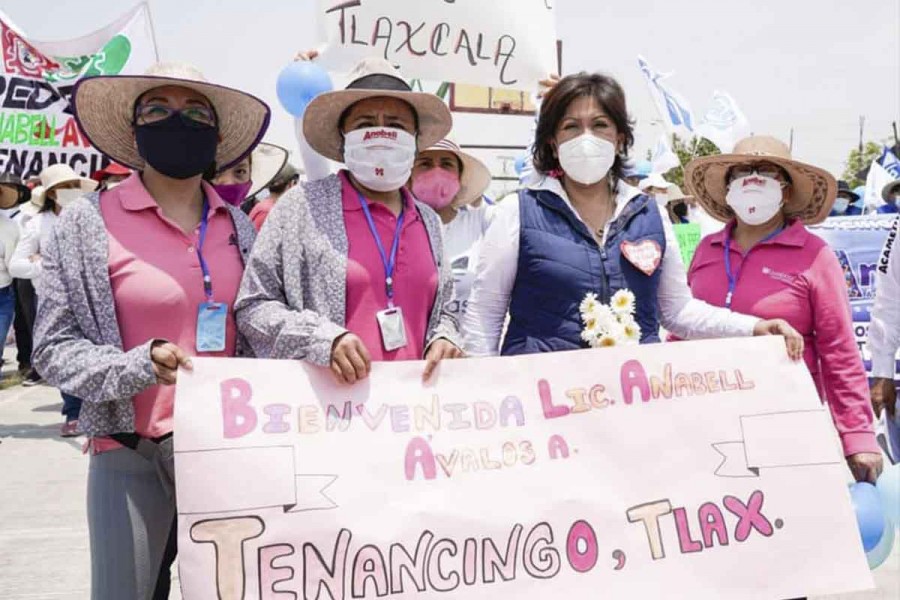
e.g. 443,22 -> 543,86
812,214 -> 899,374
314,0 -> 557,90
175,337 -> 873,599
0,4 -> 156,179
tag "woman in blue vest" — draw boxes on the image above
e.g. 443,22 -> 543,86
462,72 -> 803,357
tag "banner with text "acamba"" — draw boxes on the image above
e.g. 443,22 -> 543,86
174,337 -> 873,599
0,3 -> 156,179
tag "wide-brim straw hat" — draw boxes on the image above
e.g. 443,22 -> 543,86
303,57 -> 452,163
72,62 -> 271,172
685,135 -> 836,224
30,164 -> 98,208
419,138 -> 492,207
0,173 -> 31,206
247,143 -> 288,199
881,179 -> 900,202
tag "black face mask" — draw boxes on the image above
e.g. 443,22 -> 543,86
135,113 -> 218,180
672,201 -> 688,219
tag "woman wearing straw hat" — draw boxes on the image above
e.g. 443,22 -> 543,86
684,135 -> 882,483
410,137 -> 493,322
11,164 -> 97,393
211,141 -> 289,209
247,161 -> 301,229
235,58 -> 463,385
31,62 -> 269,599
463,72 -> 803,357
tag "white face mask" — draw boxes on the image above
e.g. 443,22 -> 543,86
54,188 -> 84,209
343,127 -> 417,193
557,133 -> 616,185
725,175 -> 784,225
833,197 -> 849,214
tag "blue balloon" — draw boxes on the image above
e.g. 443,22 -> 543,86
850,482 -> 886,552
866,515 -> 895,570
276,61 -> 334,117
876,463 -> 900,527
636,160 -> 653,177
853,186 -> 866,203
514,154 -> 528,176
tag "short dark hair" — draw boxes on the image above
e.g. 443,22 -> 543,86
532,72 -> 635,183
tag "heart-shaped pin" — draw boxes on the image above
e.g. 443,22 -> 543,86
620,239 -> 662,276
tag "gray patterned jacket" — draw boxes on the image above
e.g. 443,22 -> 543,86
31,193 -> 257,437
234,174 -> 460,365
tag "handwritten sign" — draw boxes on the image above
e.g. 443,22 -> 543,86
674,222 -> 702,268
315,0 -> 557,90
0,6 -> 156,178
174,337 -> 873,599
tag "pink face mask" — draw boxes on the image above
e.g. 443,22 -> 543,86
412,168 -> 461,210
214,181 -> 252,206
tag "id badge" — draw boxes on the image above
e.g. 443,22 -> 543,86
376,306 -> 408,352
196,302 -> 228,352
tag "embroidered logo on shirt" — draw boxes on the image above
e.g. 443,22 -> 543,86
621,239 -> 662,276
761,266 -> 796,284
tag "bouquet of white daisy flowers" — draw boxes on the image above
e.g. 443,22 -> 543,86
579,289 -> 641,348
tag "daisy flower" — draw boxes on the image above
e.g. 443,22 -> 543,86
623,321 -> 642,342
579,293 -> 600,320
611,289 -> 636,316
597,334 -> 617,348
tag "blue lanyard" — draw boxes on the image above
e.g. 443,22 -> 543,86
723,226 -> 784,308
196,198 -> 213,303
357,192 -> 405,306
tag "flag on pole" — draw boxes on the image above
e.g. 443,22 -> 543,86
637,55 -> 695,139
695,90 -> 751,153
877,145 -> 900,179
864,160 -> 893,212
650,133 -> 681,175
0,3 -> 158,179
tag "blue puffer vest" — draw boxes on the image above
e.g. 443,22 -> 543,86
501,186 -> 667,356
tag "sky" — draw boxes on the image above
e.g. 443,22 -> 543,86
3,0 -> 899,178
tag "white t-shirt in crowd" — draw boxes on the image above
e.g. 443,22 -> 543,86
443,204 -> 494,323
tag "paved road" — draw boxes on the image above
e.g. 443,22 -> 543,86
0,362 -> 896,599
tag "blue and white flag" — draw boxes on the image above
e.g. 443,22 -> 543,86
637,55 -> 695,139
650,133 -> 681,175
695,90 -> 751,153
877,146 -> 900,179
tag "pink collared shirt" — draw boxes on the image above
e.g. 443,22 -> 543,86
94,173 -> 244,451
688,219 -> 878,457
340,171 -> 438,361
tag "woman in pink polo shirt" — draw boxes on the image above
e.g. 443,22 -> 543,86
236,58 -> 463,384
32,63 -> 269,599
684,136 -> 882,483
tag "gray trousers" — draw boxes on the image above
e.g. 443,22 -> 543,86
87,441 -> 176,600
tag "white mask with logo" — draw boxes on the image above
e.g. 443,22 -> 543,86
557,133 -> 616,185
54,188 -> 85,209
343,127 -> 417,192
725,175 -> 784,225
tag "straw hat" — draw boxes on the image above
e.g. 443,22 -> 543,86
881,179 -> 900,202
418,138 -> 492,207
303,57 -> 452,162
30,164 -> 98,208
247,143 -> 289,199
0,173 -> 31,206
684,135 -> 836,224
72,63 -> 271,171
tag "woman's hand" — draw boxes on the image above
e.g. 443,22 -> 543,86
151,341 -> 193,385
752,318 -> 803,362
423,339 -> 465,382
847,452 -> 884,484
330,333 -> 371,385
294,49 -> 320,62
537,73 -> 560,99
870,378 -> 897,418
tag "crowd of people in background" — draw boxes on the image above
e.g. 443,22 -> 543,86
0,52 -> 896,599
